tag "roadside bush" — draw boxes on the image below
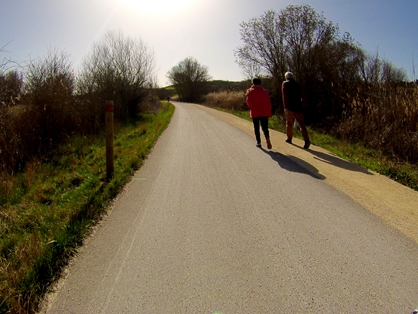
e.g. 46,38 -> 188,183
0,50 -> 76,174
0,70 -> 23,107
0,69 -> 25,173
0,104 -> 31,174
25,50 -> 76,153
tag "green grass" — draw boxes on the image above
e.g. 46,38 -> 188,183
306,128 -> 418,191
0,102 -> 174,314
164,86 -> 176,91
221,108 -> 418,192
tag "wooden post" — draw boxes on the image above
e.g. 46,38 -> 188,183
105,100 -> 114,180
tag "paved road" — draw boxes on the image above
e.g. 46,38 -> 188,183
43,102 -> 418,313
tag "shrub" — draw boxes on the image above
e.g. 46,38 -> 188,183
0,70 -> 23,107
24,49 -> 76,153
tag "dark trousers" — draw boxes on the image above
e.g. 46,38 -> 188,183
252,116 -> 270,144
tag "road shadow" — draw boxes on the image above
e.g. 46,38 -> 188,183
262,149 -> 326,180
293,145 -> 373,175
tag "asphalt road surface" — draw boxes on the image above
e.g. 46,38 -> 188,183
43,102 -> 418,313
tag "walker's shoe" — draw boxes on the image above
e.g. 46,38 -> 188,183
285,138 -> 292,144
303,140 -> 311,149
266,139 -> 272,149
256,142 -> 262,148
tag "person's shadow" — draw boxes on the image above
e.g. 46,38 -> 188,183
262,149 -> 326,180
295,146 -> 373,175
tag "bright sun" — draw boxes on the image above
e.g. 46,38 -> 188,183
119,0 -> 194,15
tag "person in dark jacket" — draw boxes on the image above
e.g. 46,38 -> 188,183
282,72 -> 311,149
246,77 -> 272,149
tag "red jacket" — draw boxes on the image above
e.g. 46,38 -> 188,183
246,85 -> 272,118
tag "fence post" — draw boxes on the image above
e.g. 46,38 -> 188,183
105,100 -> 114,180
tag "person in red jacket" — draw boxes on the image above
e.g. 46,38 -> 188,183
246,77 -> 272,149
282,72 -> 311,149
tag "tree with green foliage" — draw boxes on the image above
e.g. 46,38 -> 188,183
166,56 -> 211,103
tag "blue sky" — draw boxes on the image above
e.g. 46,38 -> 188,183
1,0 -> 417,86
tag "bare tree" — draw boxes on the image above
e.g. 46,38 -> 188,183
235,5 -> 363,125
166,56 -> 211,103
235,6 -> 341,83
359,51 -> 383,85
78,30 -> 157,124
236,57 -> 262,81
234,10 -> 286,81
359,50 -> 407,85
0,41 -> 16,71
381,61 -> 407,84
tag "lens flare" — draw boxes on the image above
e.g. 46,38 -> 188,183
119,0 -> 194,15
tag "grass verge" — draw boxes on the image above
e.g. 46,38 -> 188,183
221,109 -> 418,192
0,102 -> 174,314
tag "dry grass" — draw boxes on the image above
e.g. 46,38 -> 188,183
337,84 -> 418,164
204,90 -> 247,111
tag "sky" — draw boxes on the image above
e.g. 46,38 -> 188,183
1,0 -> 417,87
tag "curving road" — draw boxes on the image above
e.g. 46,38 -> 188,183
43,102 -> 418,313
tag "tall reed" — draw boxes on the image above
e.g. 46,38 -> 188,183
204,90 -> 247,111
337,84 -> 418,164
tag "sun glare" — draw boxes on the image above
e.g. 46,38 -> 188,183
120,0 -> 195,15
